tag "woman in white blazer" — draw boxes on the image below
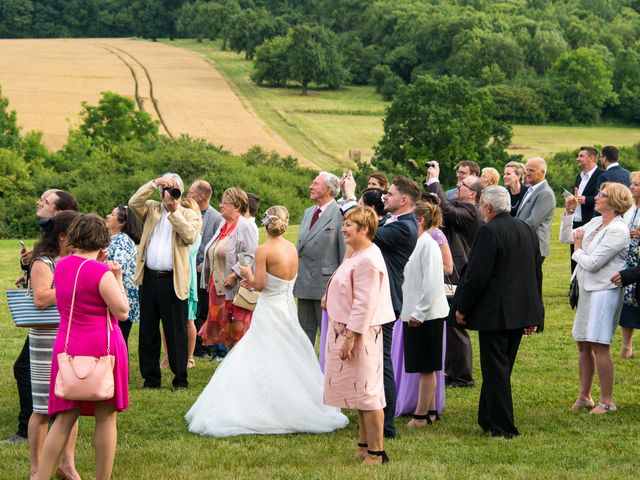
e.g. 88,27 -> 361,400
560,182 -> 632,414
401,201 -> 450,426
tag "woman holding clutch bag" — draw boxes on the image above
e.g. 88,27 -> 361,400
27,210 -> 81,480
35,214 -> 130,480
198,188 -> 258,358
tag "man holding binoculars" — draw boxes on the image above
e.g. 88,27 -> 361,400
129,174 -> 202,390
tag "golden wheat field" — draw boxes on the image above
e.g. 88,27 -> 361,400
0,38 -> 300,159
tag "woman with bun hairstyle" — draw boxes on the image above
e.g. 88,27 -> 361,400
186,206 -> 347,436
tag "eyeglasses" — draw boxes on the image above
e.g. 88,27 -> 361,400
596,192 -> 608,198
458,182 -> 472,191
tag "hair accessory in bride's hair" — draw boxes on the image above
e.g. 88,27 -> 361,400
261,213 -> 277,226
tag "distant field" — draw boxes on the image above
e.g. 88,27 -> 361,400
174,39 -> 640,169
0,38 -> 297,157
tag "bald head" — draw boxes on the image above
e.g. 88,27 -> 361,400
525,157 -> 547,186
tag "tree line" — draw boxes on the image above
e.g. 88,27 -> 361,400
3,1 -> 640,125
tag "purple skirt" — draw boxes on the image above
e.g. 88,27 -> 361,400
319,310 -> 445,416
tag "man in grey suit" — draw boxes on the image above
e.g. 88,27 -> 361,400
516,157 -> 556,261
188,179 -> 223,357
295,171 -> 346,346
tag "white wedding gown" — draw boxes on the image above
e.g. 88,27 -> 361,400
185,273 -> 348,437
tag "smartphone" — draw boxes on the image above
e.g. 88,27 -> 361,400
561,189 -> 572,198
238,253 -> 247,266
19,240 -> 26,253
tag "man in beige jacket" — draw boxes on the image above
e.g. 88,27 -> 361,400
129,173 -> 202,390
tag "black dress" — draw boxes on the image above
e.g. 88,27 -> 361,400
509,184 -> 528,217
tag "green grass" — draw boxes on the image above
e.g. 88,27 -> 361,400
166,39 -> 640,170
2,214 -> 640,479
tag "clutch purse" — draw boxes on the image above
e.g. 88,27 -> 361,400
444,283 -> 457,299
5,289 -> 60,328
569,276 -> 579,310
54,259 -> 115,402
232,286 -> 260,312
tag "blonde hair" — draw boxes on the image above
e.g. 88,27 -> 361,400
600,182 -> 633,216
263,205 -> 289,236
414,200 -> 442,229
222,187 -> 249,214
343,207 -> 378,241
180,197 -> 199,213
481,167 -> 500,186
504,161 -> 525,182
630,171 -> 640,183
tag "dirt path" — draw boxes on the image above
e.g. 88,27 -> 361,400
0,38 -> 302,161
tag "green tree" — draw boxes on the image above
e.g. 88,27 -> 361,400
0,0 -> 34,38
76,92 -> 159,149
373,74 -> 512,186
251,35 -> 292,86
286,23 -> 347,94
527,28 -> 569,74
227,7 -> 287,59
0,86 -> 21,150
548,47 -> 617,123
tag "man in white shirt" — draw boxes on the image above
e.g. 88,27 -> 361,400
129,173 -> 201,390
566,147 -> 603,271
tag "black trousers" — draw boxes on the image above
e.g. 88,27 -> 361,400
382,320 -> 396,438
445,323 -> 474,386
14,336 -> 32,438
139,272 -> 189,388
477,329 -> 523,438
119,320 -> 133,348
194,272 -> 210,355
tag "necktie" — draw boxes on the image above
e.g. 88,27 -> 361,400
309,207 -> 321,230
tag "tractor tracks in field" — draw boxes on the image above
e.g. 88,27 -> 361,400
98,43 -> 174,138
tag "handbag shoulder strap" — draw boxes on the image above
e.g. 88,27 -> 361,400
64,259 -> 112,355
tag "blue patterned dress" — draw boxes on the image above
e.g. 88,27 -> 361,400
108,232 -> 139,324
620,205 -> 640,329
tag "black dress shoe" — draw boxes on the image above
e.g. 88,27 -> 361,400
143,383 -> 161,389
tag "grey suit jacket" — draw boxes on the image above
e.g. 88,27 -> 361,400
515,180 -> 556,257
196,205 -> 223,270
294,201 -> 346,300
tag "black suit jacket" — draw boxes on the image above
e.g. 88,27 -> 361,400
596,164 -> 631,189
427,181 -> 484,283
449,214 -> 544,331
573,168 -> 604,227
374,212 -> 418,316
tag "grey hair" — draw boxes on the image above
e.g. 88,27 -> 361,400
481,185 -> 511,215
160,172 -> 184,192
319,171 -> 340,198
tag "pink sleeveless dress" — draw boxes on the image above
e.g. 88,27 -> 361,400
48,255 -> 129,416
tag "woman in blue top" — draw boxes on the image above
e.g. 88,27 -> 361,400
106,204 -> 142,346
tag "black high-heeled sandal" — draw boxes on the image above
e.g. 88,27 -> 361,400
411,413 -> 432,425
365,450 -> 389,464
355,442 -> 368,460
428,410 -> 440,422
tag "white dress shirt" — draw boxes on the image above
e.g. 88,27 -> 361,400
145,205 -> 174,271
574,165 -> 598,222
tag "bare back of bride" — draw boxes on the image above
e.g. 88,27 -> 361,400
185,206 -> 348,437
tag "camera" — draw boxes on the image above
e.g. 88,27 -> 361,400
424,161 -> 435,169
162,187 -> 182,200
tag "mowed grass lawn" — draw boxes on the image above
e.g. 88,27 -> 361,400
169,39 -> 640,171
2,214 -> 640,479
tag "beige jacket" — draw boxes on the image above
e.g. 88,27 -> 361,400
129,181 -> 202,300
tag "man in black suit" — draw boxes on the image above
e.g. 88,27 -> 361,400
375,176 -> 420,439
452,186 -> 544,438
567,147 -> 604,271
596,145 -> 630,188
425,162 -> 485,388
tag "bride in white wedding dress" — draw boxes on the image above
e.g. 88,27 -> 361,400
185,206 -> 348,437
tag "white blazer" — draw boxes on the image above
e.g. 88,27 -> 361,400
560,214 -> 630,291
400,232 -> 449,323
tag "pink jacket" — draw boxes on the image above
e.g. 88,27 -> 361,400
325,244 -> 395,333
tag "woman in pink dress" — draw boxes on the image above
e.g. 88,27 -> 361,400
35,214 -> 130,480
323,207 -> 395,465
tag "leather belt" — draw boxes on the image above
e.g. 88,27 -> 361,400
145,267 -> 172,277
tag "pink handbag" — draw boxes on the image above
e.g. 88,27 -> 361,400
55,259 -> 115,401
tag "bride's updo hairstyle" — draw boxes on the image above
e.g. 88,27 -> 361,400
261,205 -> 289,236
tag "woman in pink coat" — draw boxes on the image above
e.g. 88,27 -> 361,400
323,207 -> 395,465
